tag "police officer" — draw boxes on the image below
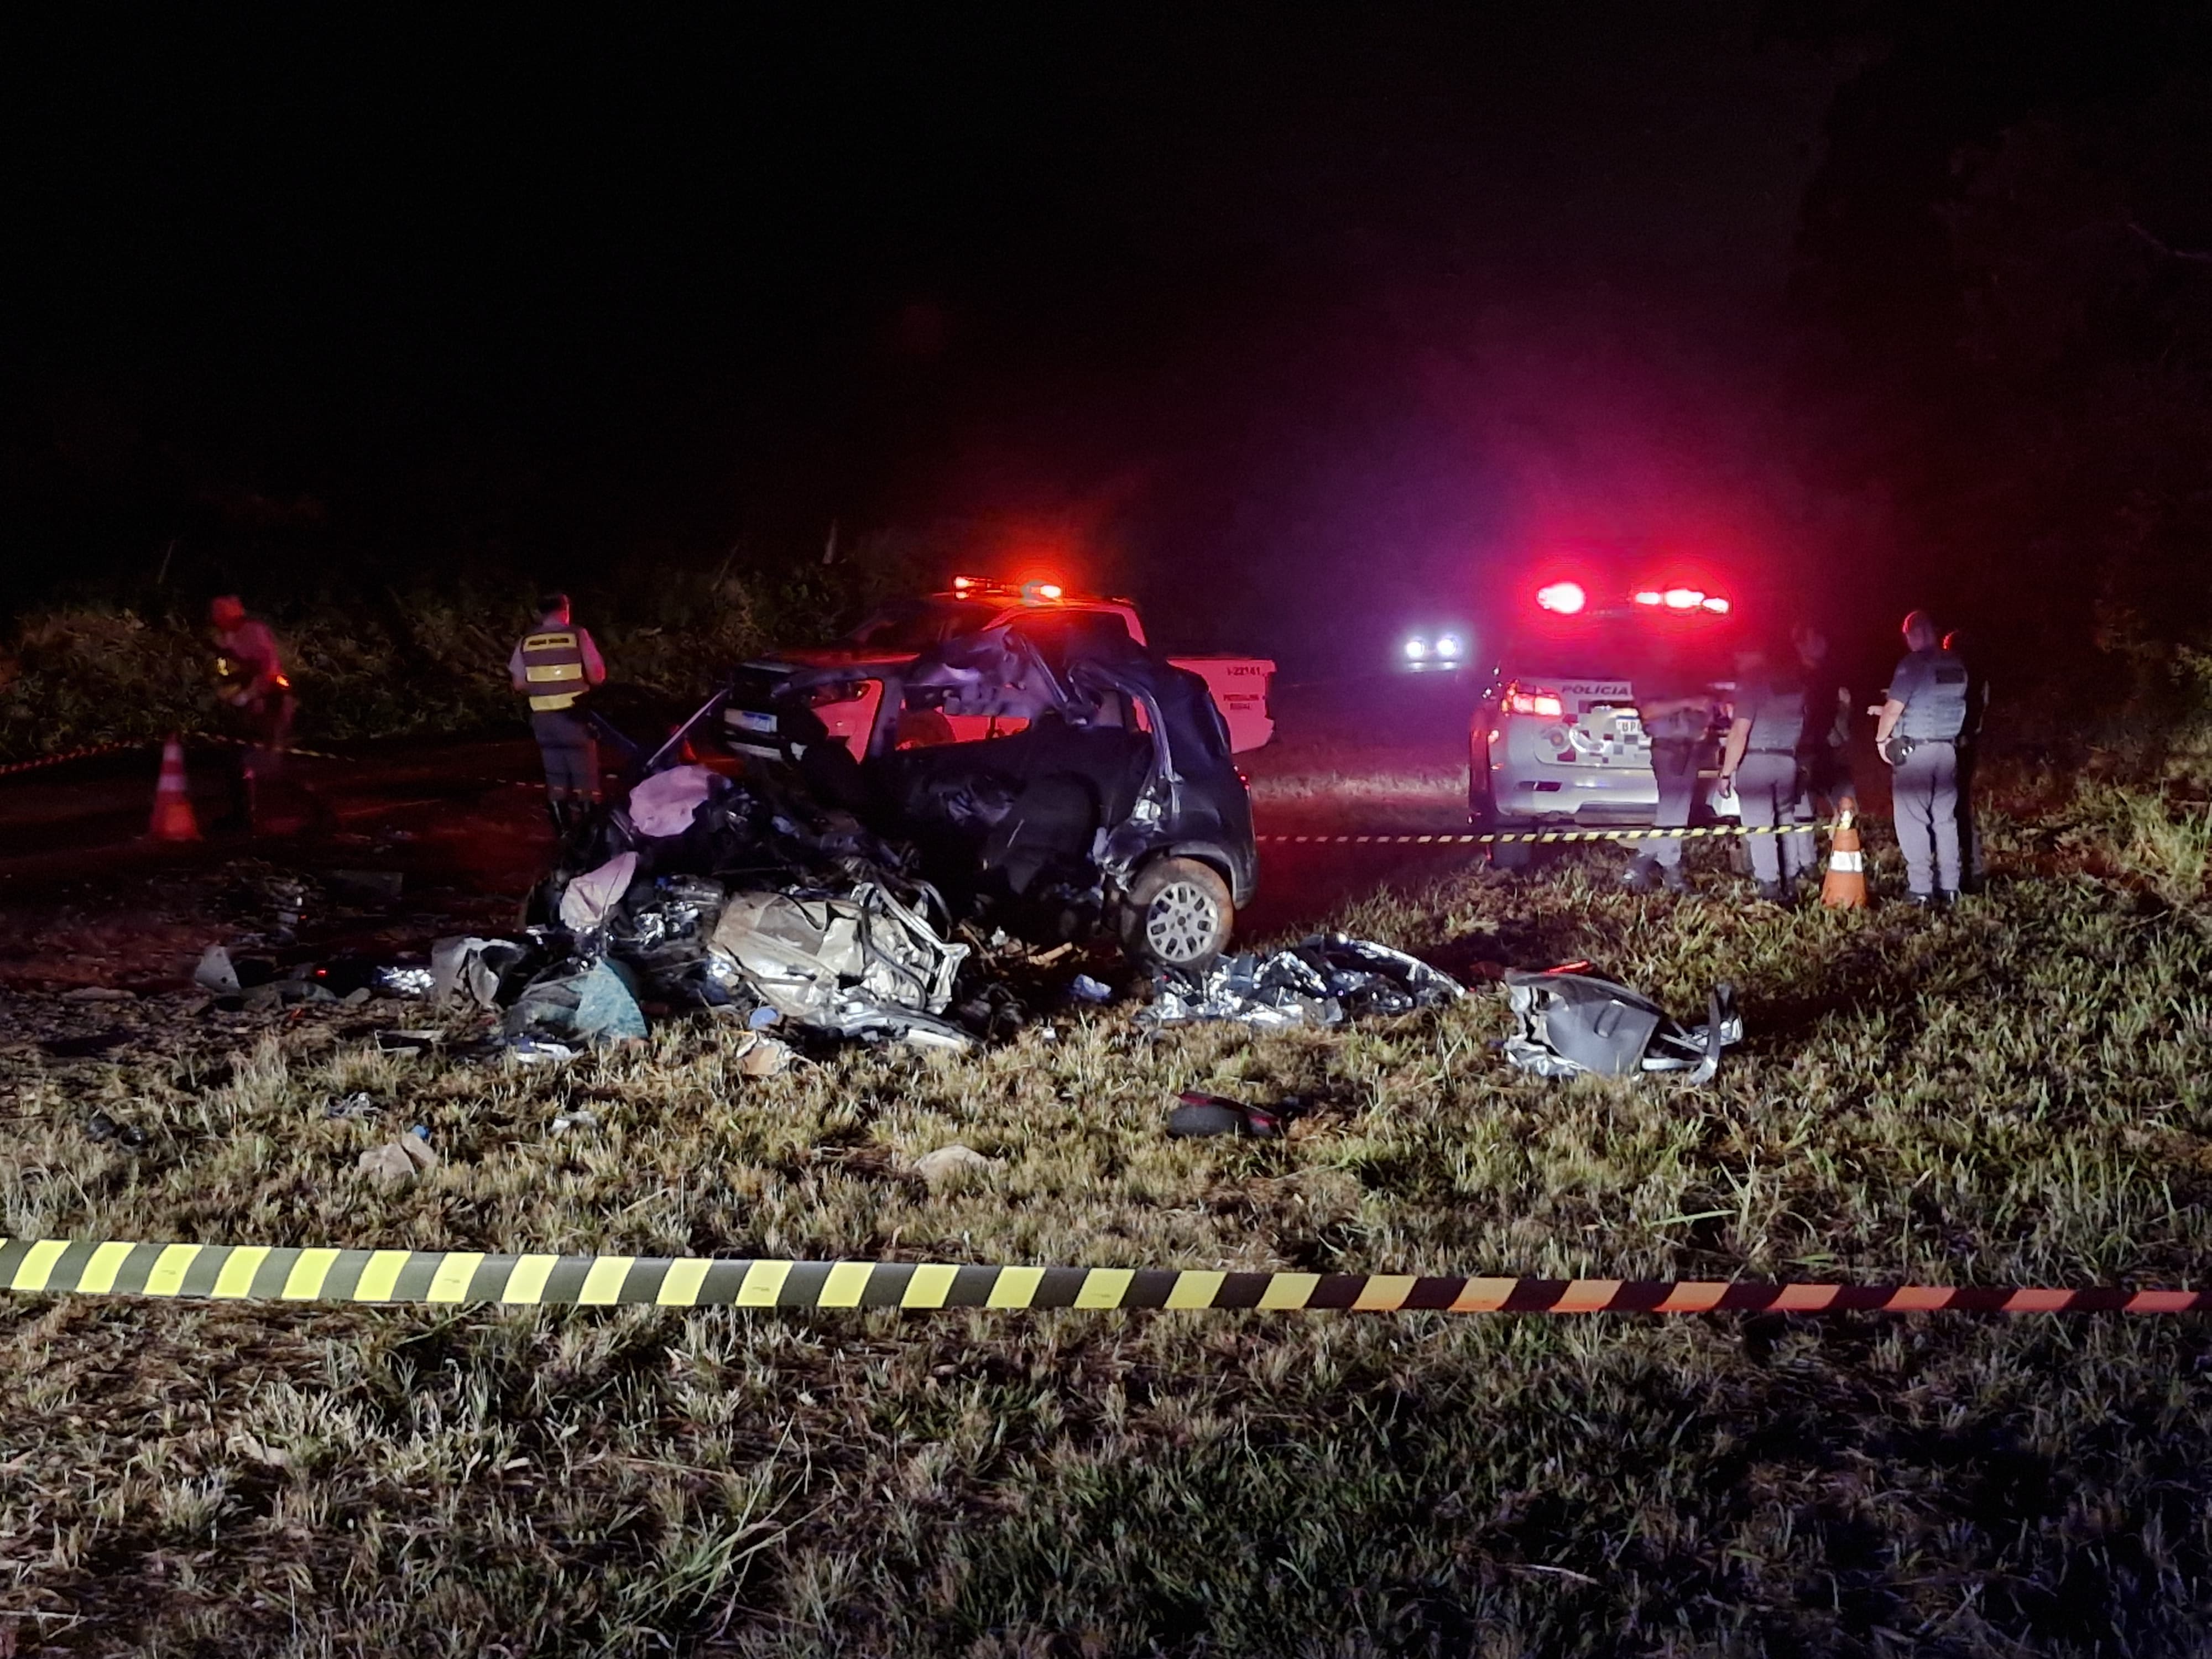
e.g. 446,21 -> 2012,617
509,593 -> 607,833
1875,610 -> 1971,907
1622,648 -> 1718,895
1943,626 -> 1990,891
1788,622 -> 1856,882
1717,639 -> 1812,904
208,594 -> 296,833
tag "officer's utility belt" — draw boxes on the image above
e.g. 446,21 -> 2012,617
1881,734 -> 1956,766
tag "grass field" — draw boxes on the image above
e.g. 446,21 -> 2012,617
3,761 -> 2211,1655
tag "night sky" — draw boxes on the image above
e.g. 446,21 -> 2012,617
9,8 -> 1845,660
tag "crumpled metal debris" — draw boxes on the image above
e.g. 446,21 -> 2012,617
1500,971 -> 1741,1086
707,881 -> 972,1048
1141,933 -> 1464,1028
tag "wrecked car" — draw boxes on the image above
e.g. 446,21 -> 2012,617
683,612 -> 1258,968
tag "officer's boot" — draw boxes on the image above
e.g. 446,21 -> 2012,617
1621,854 -> 1660,893
544,795 -> 568,838
1658,860 -> 1689,894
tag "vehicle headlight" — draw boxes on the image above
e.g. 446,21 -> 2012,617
1403,637 -> 1428,661
1436,633 -> 1463,659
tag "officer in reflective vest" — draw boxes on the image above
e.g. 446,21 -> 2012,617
1717,639 -> 1812,904
1875,609 -> 1970,907
508,593 -> 607,833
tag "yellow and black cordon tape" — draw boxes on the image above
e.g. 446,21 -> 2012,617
1,1239 -> 2201,1314
1259,822 -> 1837,847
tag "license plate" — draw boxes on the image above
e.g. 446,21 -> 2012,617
723,707 -> 778,734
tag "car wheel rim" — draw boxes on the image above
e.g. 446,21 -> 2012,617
1145,880 -> 1220,962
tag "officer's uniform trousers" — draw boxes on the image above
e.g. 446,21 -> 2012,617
1648,741 -> 1700,870
1892,740 -> 1961,896
1733,751 -> 1808,884
531,708 -> 600,801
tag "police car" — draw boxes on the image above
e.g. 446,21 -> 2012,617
1468,574 -> 1739,849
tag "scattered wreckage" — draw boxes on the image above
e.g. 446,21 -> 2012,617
212,628 -> 1744,1081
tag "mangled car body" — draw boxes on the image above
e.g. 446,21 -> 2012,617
691,613 -> 1258,967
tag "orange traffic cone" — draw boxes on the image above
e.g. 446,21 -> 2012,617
1820,808 -> 1866,909
148,735 -> 201,842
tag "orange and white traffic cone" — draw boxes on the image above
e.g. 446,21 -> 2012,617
1820,808 -> 1866,909
148,735 -> 201,842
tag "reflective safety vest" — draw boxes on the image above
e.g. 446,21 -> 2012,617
518,629 -> 589,711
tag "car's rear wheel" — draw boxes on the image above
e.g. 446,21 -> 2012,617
1120,857 -> 1235,969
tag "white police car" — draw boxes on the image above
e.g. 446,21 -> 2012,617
1468,575 -> 1739,847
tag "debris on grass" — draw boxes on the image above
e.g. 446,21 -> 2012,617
193,943 -> 241,994
1501,969 -> 1742,1084
83,1108 -> 148,1149
357,1126 -> 437,1185
1166,1091 -> 1304,1138
1141,932 -> 1464,1028
911,1142 -> 995,1186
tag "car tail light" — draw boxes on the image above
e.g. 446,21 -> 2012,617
1502,682 -> 1565,718
1536,581 -> 1586,614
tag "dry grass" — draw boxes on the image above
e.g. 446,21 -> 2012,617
2,775 -> 2211,1653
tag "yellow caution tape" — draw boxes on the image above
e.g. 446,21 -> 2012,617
0,1239 -> 2200,1314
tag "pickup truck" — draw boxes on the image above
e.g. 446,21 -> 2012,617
766,578 -> 1276,755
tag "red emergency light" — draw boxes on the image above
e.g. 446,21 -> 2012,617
1502,686 -> 1566,717
1634,586 -> 1731,614
1535,581 -> 1586,615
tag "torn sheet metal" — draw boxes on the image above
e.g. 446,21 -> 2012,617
1501,971 -> 1741,1085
